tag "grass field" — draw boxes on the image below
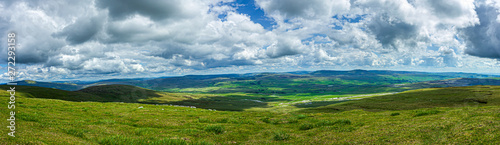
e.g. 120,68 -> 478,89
1,85 -> 500,144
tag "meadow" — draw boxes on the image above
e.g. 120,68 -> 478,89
1,85 -> 500,144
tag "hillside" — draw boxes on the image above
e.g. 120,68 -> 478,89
0,85 -> 198,103
302,85 -> 500,113
0,85 -> 107,102
1,85 -> 499,144
139,70 -> 499,94
397,78 -> 500,88
11,70 -> 500,93
9,80 -> 86,91
8,78 -> 154,91
77,85 -> 165,103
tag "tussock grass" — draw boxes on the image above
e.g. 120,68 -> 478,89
63,128 -> 88,138
296,114 -> 308,119
414,110 -> 441,117
316,119 -> 352,126
299,123 -> 315,130
390,112 -> 401,116
273,131 -> 290,141
204,125 -> 225,134
99,135 -> 211,145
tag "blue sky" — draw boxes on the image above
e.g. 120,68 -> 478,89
1,0 -> 500,83
231,0 -> 275,30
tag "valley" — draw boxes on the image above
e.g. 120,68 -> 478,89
1,70 -> 500,144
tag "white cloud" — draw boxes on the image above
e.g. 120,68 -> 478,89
1,0 -> 500,82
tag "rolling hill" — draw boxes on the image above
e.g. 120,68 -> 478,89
1,85 -> 499,144
0,85 -> 107,102
302,85 -> 500,113
10,70 -> 500,96
0,85 -> 191,103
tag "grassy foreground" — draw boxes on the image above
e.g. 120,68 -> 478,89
0,86 -> 500,144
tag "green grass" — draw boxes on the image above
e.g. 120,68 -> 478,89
1,85 -> 500,144
272,131 -> 290,141
98,136 -> 212,145
390,112 -> 400,116
299,123 -> 315,130
413,110 -> 441,117
302,86 -> 500,113
0,85 -> 202,103
204,125 -> 225,134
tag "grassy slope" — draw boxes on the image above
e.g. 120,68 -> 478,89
77,85 -> 273,111
76,84 -> 195,103
0,85 -> 108,102
0,85 -> 272,111
12,80 -> 85,91
1,85 -> 500,144
0,85 -> 213,103
302,85 -> 500,113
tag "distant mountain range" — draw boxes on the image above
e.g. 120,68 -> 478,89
6,70 -> 500,94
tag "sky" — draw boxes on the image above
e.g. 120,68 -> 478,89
1,0 -> 500,83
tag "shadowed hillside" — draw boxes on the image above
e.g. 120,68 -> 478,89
0,85 -> 107,102
0,85 -> 184,103
301,85 -> 500,113
76,85 -> 165,103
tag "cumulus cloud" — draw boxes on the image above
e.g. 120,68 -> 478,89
460,0 -> 500,59
1,0 -> 500,82
0,2 -> 66,64
255,0 -> 350,20
95,0 -> 206,21
265,37 -> 304,58
367,15 -> 420,50
54,14 -> 106,45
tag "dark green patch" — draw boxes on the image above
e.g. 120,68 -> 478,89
63,129 -> 88,138
299,123 -> 315,130
204,125 -> 225,134
390,112 -> 400,116
273,131 -> 290,141
414,110 -> 441,117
